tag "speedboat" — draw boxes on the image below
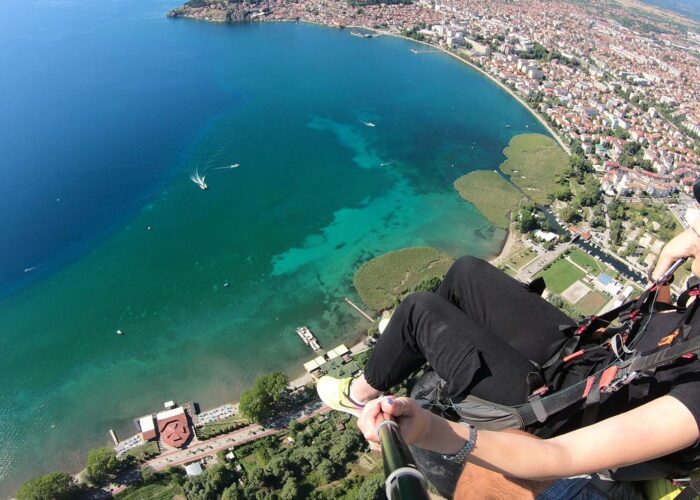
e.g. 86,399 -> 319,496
190,170 -> 208,190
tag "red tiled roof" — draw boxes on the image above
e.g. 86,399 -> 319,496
157,412 -> 191,448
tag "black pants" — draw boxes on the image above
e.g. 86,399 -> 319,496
364,256 -> 576,406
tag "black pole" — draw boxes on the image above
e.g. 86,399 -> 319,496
654,257 -> 686,287
377,420 -> 430,500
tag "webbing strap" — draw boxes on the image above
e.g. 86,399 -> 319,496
581,371 -> 603,427
517,336 -> 700,427
629,335 -> 700,373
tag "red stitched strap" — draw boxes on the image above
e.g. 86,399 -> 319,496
583,366 -> 619,399
563,349 -> 585,363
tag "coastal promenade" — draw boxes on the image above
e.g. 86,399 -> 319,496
146,401 -> 330,472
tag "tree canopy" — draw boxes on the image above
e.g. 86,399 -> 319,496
16,472 -> 77,500
239,372 -> 289,423
85,447 -> 119,485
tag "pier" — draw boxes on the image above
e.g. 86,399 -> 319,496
410,48 -> 441,54
109,429 -> 119,446
343,297 -> 374,322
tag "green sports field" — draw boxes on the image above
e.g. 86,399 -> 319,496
537,258 -> 586,295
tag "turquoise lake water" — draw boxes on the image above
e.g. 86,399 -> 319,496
0,0 -> 546,494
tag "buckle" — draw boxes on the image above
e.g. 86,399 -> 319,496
604,368 -> 638,393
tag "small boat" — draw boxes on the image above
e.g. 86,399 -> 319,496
360,120 -> 376,128
505,124 -> 511,128
116,329 -> 123,336
190,170 -> 208,190
231,163 -> 239,169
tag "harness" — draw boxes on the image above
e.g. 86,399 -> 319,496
520,279 -> 700,429
412,258 -> 700,486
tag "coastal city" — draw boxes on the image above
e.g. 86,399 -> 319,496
172,0 -> 700,313
173,0 -> 700,199
8,0 -> 700,498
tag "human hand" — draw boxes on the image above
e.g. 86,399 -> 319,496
357,396 -> 435,448
652,225 -> 700,281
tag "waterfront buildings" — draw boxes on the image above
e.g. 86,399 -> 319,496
172,0 -> 699,200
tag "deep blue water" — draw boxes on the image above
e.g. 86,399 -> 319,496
0,0 -> 546,494
0,0 -> 227,294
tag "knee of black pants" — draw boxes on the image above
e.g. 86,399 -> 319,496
450,255 -> 487,275
443,255 -> 489,288
397,291 -> 442,318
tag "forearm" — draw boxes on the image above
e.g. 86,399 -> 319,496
415,410 -> 570,480
411,397 -> 699,482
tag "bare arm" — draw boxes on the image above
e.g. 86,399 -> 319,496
469,395 -> 698,479
359,395 -> 699,481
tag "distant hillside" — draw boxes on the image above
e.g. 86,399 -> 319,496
641,0 -> 700,21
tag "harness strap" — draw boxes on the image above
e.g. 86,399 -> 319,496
581,371 -> 604,427
629,335 -> 700,373
517,335 -> 700,427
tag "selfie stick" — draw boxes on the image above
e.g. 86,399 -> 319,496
377,419 -> 430,500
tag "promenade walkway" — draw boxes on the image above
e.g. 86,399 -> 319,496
146,401 -> 330,471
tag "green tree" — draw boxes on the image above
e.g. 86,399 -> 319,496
550,295 -> 565,309
559,206 -> 579,223
222,485 -> 245,500
316,459 -> 338,483
329,442 -> 350,464
85,447 -> 119,485
279,478 -> 299,500
614,127 -> 630,139
611,220 -> 624,247
555,186 -> 573,201
518,208 -> 538,233
607,198 -> 626,220
591,215 -> 605,228
577,176 -> 601,207
357,473 -> 385,500
288,420 -> 303,435
239,372 -> 289,422
16,472 -> 77,500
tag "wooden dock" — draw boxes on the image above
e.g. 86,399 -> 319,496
344,297 -> 374,322
109,429 -> 119,446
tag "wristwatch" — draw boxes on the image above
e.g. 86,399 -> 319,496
443,422 -> 477,464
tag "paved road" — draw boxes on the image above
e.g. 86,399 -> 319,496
147,401 -> 330,471
515,242 -> 571,283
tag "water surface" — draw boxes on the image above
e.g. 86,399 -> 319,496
0,0 -> 545,493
